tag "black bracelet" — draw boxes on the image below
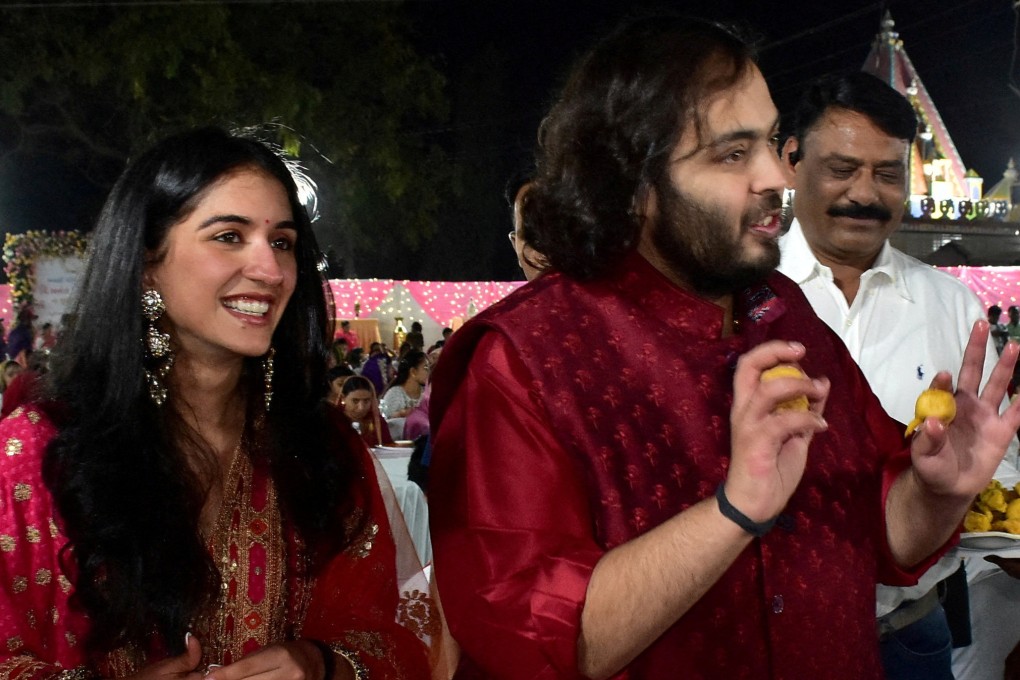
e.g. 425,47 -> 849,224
715,483 -> 777,537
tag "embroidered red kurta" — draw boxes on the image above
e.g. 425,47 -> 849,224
429,253 -> 945,679
0,406 -> 433,680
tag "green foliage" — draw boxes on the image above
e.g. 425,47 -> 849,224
0,2 -> 450,273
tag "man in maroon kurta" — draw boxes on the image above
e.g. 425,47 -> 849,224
429,17 -> 1020,680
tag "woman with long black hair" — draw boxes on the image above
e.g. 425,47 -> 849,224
379,350 -> 428,420
0,128 -> 440,680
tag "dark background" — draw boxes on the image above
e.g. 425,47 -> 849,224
2,0 -> 1018,281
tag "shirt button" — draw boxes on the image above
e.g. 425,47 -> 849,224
772,595 -> 784,614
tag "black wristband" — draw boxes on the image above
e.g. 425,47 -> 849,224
715,483 -> 777,537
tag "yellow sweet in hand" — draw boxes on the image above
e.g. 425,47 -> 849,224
904,388 -> 956,437
760,364 -> 809,412
965,510 -> 992,533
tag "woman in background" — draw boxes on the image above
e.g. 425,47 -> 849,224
380,350 -> 428,419
341,375 -> 394,447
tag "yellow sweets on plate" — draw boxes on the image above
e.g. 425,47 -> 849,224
903,388 -> 956,437
966,480 -> 1020,535
760,364 -> 809,412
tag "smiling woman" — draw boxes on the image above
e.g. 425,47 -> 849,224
0,128 -> 441,680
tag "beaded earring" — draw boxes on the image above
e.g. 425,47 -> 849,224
141,289 -> 174,406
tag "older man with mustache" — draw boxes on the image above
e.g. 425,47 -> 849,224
778,71 -> 1004,680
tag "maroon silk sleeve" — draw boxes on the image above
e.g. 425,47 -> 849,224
430,333 -> 604,679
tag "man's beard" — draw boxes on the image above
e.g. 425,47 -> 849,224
650,181 -> 782,298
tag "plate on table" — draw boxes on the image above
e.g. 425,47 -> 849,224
372,446 -> 411,459
959,531 -> 1020,550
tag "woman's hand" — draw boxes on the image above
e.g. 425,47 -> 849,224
205,640 -> 347,680
121,633 -> 203,680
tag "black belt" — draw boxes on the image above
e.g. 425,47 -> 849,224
876,587 -> 941,640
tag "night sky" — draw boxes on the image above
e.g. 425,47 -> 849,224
413,0 -> 1020,185
3,0 -> 1019,280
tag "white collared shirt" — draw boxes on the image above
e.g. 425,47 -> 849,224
778,220 -> 996,428
779,219 -> 1005,616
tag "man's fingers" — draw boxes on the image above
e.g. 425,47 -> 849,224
733,340 -> 808,403
926,371 -> 953,393
956,320 -> 991,394
910,417 -> 949,461
747,373 -> 829,421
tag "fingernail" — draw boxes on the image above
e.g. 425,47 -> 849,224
205,665 -> 222,676
788,341 -> 804,351
185,632 -> 192,646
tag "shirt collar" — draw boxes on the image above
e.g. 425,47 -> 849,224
779,219 -> 912,302
614,250 -> 786,341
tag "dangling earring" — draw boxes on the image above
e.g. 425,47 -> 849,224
141,289 -> 174,406
262,347 -> 275,412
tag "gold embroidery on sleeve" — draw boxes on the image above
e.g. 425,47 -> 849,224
64,632 -> 77,647
24,527 -> 40,544
54,667 -> 97,680
13,484 -> 31,502
10,407 -> 24,419
25,411 -> 40,425
0,656 -> 55,680
341,631 -> 390,658
57,575 -> 71,593
24,610 -> 36,630
11,576 -> 27,594
5,438 -> 22,456
34,569 -> 51,585
0,535 -> 14,552
5,637 -> 22,652
48,519 -> 59,538
350,523 -> 378,559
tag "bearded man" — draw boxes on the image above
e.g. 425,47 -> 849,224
429,16 -> 1020,680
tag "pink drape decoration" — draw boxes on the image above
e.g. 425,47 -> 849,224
1,266 -> 1016,337
327,280 -> 526,327
401,281 -> 526,327
327,280 -> 397,318
937,267 -> 1020,310
0,288 -> 12,323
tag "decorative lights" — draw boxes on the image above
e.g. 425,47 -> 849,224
3,231 -> 88,317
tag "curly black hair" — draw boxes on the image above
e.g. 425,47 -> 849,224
524,16 -> 758,280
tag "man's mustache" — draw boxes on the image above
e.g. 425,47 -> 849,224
827,203 -> 892,221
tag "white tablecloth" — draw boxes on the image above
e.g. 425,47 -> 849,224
953,459 -> 1020,680
371,447 -> 431,565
